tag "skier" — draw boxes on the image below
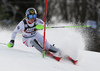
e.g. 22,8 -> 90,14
7,7 -> 78,64
7,7 -> 60,56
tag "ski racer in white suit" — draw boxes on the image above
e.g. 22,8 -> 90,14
8,8 -> 60,55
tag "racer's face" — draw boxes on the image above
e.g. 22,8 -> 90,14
29,18 -> 35,23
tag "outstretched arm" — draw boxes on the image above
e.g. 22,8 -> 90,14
7,21 -> 24,48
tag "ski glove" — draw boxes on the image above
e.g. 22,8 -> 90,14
7,40 -> 14,48
36,24 -> 44,30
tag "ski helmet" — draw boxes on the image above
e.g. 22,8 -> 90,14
25,8 -> 37,19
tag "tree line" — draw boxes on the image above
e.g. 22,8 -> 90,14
0,0 -> 100,24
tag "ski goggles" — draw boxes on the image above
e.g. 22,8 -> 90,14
28,14 -> 36,19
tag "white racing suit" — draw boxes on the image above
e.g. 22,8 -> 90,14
11,18 -> 58,53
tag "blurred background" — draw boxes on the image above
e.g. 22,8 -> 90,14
0,0 -> 100,52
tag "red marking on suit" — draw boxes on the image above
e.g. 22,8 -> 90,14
23,40 -> 29,47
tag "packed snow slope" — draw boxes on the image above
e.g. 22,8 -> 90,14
0,24 -> 100,71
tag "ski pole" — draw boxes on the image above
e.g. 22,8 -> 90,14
0,43 -> 7,45
46,25 -> 90,28
36,24 -> 90,30
0,42 -> 13,48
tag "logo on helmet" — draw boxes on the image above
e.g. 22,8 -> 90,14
30,10 -> 34,14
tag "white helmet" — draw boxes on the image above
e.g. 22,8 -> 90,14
25,8 -> 37,19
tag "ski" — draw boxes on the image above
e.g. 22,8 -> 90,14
46,51 -> 62,62
45,51 -> 78,65
68,56 -> 78,65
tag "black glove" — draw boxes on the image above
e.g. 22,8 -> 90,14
10,40 -> 14,47
7,40 -> 14,48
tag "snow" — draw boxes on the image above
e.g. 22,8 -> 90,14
0,23 -> 100,71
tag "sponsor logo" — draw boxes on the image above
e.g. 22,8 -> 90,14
30,10 -> 34,14
26,28 -> 35,32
